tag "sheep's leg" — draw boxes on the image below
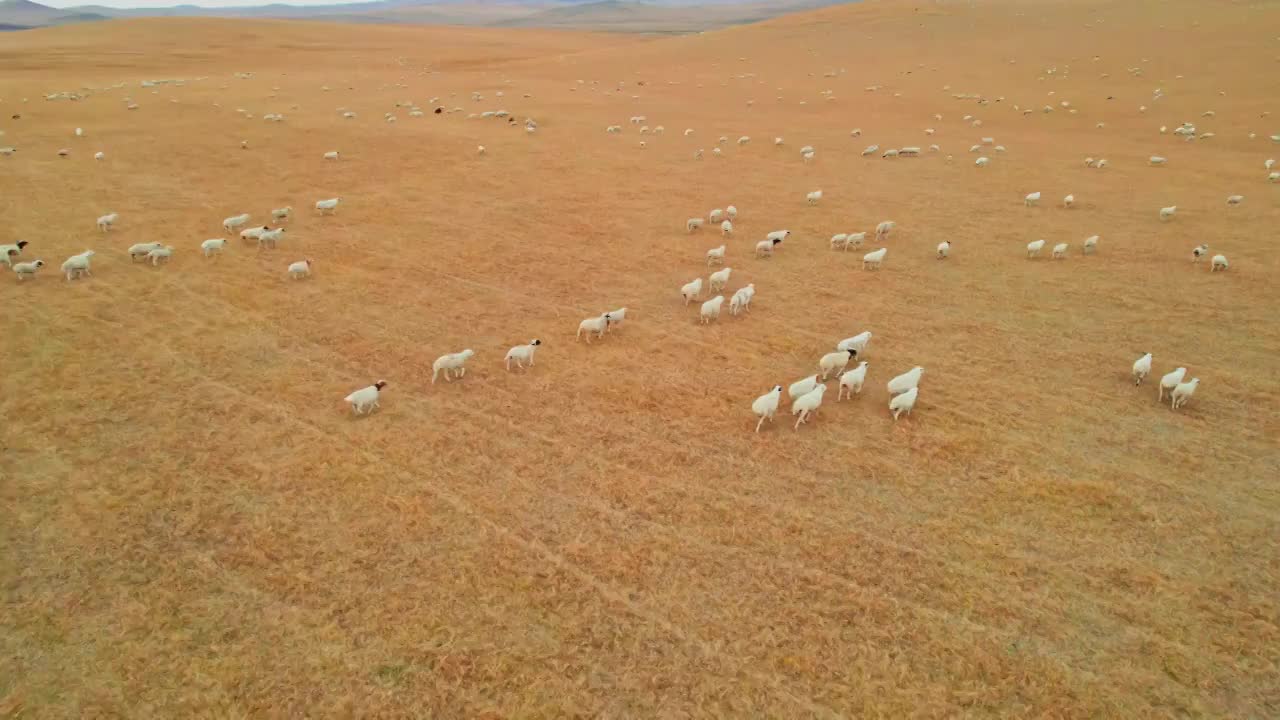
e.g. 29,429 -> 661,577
755,416 -> 765,433
459,367 -> 466,378
794,412 -> 804,430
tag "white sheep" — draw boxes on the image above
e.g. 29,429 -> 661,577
708,267 -> 732,292
1226,195 -> 1244,205
201,238 -> 226,257
1063,194 -> 1075,208
800,145 -> 814,155
774,137 -> 784,146
830,233 -> 849,251
975,157 -> 990,167
737,136 -> 750,145
819,349 -> 857,380
1149,156 -> 1167,165
1024,192 -> 1041,207
0,240 -> 29,266
681,277 -> 704,304
887,366 -> 924,395
862,144 -> 879,156
12,259 -> 44,280
756,238 -> 782,258
323,151 -> 340,160
1192,244 -> 1210,262
726,205 -> 738,219
1132,352 -> 1152,385
721,220 -> 733,237
605,307 -> 627,332
1211,254 -> 1228,272
1159,205 -> 1177,221
258,228 -> 286,249
1158,367 -> 1187,402
710,209 -> 724,224
788,374 -> 819,401
505,339 -> 542,370
936,241 -> 950,259
713,148 -> 722,157
766,230 -> 790,242
146,246 -> 173,266
315,197 -> 340,214
706,244 -> 726,266
791,383 -> 827,430
845,232 -> 866,249
862,247 -> 887,270
687,218 -> 705,232
837,331 -> 872,356
271,206 -> 292,222
94,151 -> 104,161
806,190 -> 823,205
1270,172 -> 1280,183
96,213 -> 119,232
432,349 -> 475,383
344,381 -> 386,415
128,242 -> 165,261
889,386 -> 918,420
1170,378 -> 1199,410
729,284 -> 754,315
241,226 -> 269,242
700,295 -> 724,324
751,385 -> 782,432
577,313 -> 610,342
1083,235 -> 1099,255
875,221 -> 895,241
1027,239 -> 1046,258
288,259 -> 312,279
882,149 -> 900,158
61,250 -> 95,280
223,213 -> 250,233
969,144 -> 982,153
1052,242 -> 1069,259
1267,159 -> 1276,170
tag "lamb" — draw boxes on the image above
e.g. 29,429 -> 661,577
791,383 -> 827,430
862,247 -> 887,270
605,307 -> 627,332
1132,352 -> 1152,385
505,339 -> 542,370
1170,378 -> 1200,410
1158,368 -> 1187,402
687,218 -> 705,232
146,246 -> 173,266
128,242 -> 165,261
288,259 -> 312,279
936,241 -> 950,259
1063,194 -> 1075,208
875,221 -> 895,241
1027,239 -> 1046,258
788,374 -> 819,400
258,228 -> 286,249
577,313 -> 611,342
241,226 -> 269,242
1159,205 -> 1177,221
1211,254 -> 1229,272
726,205 -> 738,219
681,277 -> 704,304
1192,244 -> 1210,262
889,386 -> 918,420
315,197 -> 340,214
729,284 -> 755,315
223,213 -> 250,233
12,259 -> 43,280
201,238 -> 226,257
344,381 -> 386,415
721,220 -> 733,237
837,331 -> 872,355
432,349 -> 476,383
887,366 -> 924,395
708,267 -> 731,292
1024,192 -> 1041,207
807,190 -> 823,205
323,151 -> 340,160
756,238 -> 782,258
0,240 -> 29,266
1083,235 -> 1099,254
1226,195 -> 1244,205
819,349 -> 857,380
96,213 -> 119,232
837,361 -> 868,400
706,244 -> 726,266
700,295 -> 724,324
61,250 -> 95,280
752,385 -> 783,432
271,206 -> 292,222
1052,242 -> 1069,259
710,209 -> 724,224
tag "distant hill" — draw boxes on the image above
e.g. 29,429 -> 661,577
0,0 -> 106,25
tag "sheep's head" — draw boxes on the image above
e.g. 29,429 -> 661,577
374,381 -> 387,390
32,260 -> 44,268
531,339 -> 542,346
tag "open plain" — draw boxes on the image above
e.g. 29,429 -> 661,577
1,0 -> 1278,715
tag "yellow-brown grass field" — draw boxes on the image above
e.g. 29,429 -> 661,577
2,0 -> 1278,715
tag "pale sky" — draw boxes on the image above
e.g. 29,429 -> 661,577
43,0 -> 364,8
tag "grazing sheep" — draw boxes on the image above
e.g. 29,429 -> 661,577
432,349 -> 476,383
807,190 -> 823,205
838,361 -> 868,400
505,339 -> 542,370
882,149 -> 900,158
1170,378 -> 1200,410
751,385 -> 783,432
875,221 -> 895,241
288,259 -> 312,279
729,284 -> 755,315
975,156 -> 990,167
687,218 -> 705,232
819,349 -> 857,380
201,238 -> 226,257
257,228 -> 286,249
1052,242 -> 1069,259
1211,254 -> 1228,272
936,241 -> 950,259
791,384 -> 828,430
721,220 -> 733,237
1149,156 -> 1167,165
837,331 -> 872,355
887,366 -> 924,395
774,137 -> 784,146
128,242 -> 165,261
0,240 -> 29,266
1132,352 -> 1152,385
271,206 -> 292,222
96,213 -> 119,232
61,250 -> 95,280
681,277 -> 704,304
862,247 -> 887,270
323,151 -> 340,160
344,381 -> 386,415
712,148 -> 722,157
700,295 -> 724,324
756,238 -> 782,258
788,374 -> 819,400
708,267 -> 732,293
1267,159 -> 1276,170
737,136 -> 750,145
1270,172 -> 1280,183
12,259 -> 44,280
862,144 -> 880,156
1083,235 -> 1099,254
146,246 -> 173,266
1159,205 -> 1177,221
223,213 -> 250,233
577,314 -> 611,342
889,386 -> 918,420
726,205 -> 738,219
1027,239 -> 1046,258
1226,195 -> 1244,205
845,232 -> 867,249
706,244 -> 726,266
1063,194 -> 1075,208
94,151 -> 104,160
1024,192 -> 1041,207
1158,367 -> 1187,402
710,209 -> 724,224
1192,244 -> 1210,262
315,197 -> 340,214
605,307 -> 627,332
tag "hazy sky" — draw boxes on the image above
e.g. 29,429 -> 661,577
42,0 -> 362,7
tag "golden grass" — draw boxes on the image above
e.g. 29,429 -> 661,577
1,1 -> 1278,716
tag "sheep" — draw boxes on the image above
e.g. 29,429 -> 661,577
96,213 -> 119,232
146,246 -> 173,266
766,230 -> 790,242
94,151 -> 104,160
605,307 -> 627,332
708,267 -> 732,293
1226,194 -> 1244,205
1170,378 -> 1200,410
1158,368 -> 1187,402
994,145 -> 1006,153
505,339 -> 542,370
1271,172 -> 1280,183
845,232 -> 867,249
834,361 -> 868,400
875,221 -> 895,241
344,381 -> 386,415
712,148 -> 723,157
774,137 -> 784,146
577,313 -> 611,342
788,374 -> 819,401
223,213 -> 250,233
887,366 -> 923,395
726,205 -> 738,220
323,151 -> 340,160
729,284 -> 755,315
432,349 -> 475,383
975,157 -> 990,167
1132,352 -> 1152,385
882,149 -> 900,158
128,242 -> 165,261
800,145 -> 814,155
695,149 -> 704,160
241,226 -> 270,242
12,259 -> 43,280
681,277 -> 704,304
1083,235 -> 1099,255
752,385 -> 783,432
700,295 -> 724,324
706,244 -> 726,266
1052,242 -> 1069,259
287,259 -> 312,279
0,240 -> 29,266
830,233 -> 849,251
1159,205 -> 1177,221
684,128 -> 694,136
1063,194 -> 1075,208
1149,156 -> 1167,165
737,136 -> 750,145
791,383 -> 827,430
862,247 -> 887,270
315,197 -> 340,214
806,190 -> 823,205
1024,192 -> 1041,207
710,209 -> 725,224
1211,254 -> 1229,272
850,128 -> 862,136
258,228 -> 286,249
819,349 -> 857,380
0,147 -> 15,156
889,386 -> 919,420
837,331 -> 872,356
862,144 -> 880,156
687,217 -> 705,232
271,207 -> 292,222
899,147 -> 921,156
61,250 -> 95,280
756,238 -> 782,258
1027,239 -> 1046,258
201,238 -> 226,257
936,241 -> 951,259
1192,244 -> 1210,262
721,220 -> 733,237
1267,159 -> 1276,170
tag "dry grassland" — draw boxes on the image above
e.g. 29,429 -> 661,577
1,0 -> 1278,716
